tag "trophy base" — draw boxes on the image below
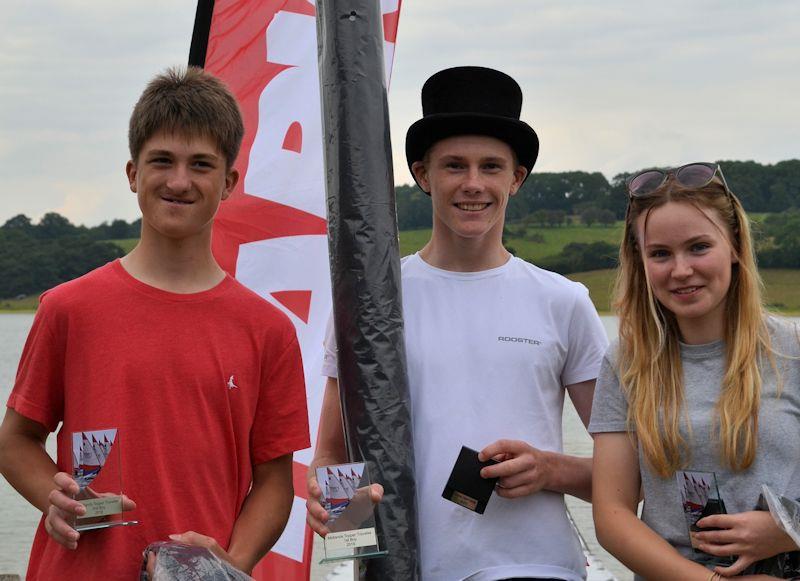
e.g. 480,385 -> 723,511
319,549 -> 388,564
75,520 -> 139,532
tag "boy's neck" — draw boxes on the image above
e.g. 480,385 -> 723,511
419,231 -> 511,272
120,230 -> 226,294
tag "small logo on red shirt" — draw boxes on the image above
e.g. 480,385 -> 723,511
227,375 -> 238,390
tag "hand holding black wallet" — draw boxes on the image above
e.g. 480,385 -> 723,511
442,445 -> 499,514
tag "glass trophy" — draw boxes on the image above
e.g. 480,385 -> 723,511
71,429 -> 138,531
676,469 -> 734,565
317,462 -> 387,563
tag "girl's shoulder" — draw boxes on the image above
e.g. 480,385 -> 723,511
765,315 -> 800,358
604,337 -> 621,364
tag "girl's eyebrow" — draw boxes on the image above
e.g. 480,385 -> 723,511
643,234 -> 712,250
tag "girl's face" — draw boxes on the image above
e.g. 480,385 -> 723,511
636,200 -> 737,344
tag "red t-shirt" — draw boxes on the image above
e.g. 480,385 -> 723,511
7,260 -> 310,580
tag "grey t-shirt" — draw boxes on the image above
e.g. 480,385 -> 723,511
589,317 -> 800,567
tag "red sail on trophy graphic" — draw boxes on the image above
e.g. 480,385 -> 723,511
317,463 -> 366,524
325,468 -> 349,510
72,429 -> 117,489
70,428 -> 138,532
680,471 -> 712,514
338,468 -> 356,499
315,462 -> 384,563
676,469 -> 733,565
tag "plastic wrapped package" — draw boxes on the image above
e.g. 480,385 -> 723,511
317,0 -> 420,579
139,542 -> 253,581
763,484 -> 800,547
754,485 -> 800,579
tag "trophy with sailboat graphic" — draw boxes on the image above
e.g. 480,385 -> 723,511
317,461 -> 386,563
677,469 -> 734,565
71,428 -> 138,531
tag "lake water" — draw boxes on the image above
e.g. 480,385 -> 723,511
0,314 -> 47,579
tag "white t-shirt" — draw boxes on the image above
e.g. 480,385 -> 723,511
323,253 -> 608,581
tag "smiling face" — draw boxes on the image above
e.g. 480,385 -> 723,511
636,200 -> 737,343
411,134 -> 526,253
126,131 -> 238,244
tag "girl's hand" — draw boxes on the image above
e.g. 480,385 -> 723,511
693,511 -> 797,576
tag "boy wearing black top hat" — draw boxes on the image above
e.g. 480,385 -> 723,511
308,67 -> 608,580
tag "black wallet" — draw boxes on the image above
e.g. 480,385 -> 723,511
442,446 -> 499,514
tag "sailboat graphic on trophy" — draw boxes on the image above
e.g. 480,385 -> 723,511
676,469 -> 733,566
71,429 -> 138,531
316,462 -> 386,563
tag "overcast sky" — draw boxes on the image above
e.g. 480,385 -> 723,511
1,0 -> 798,227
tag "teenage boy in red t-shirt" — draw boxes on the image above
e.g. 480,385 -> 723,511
0,67 -> 310,580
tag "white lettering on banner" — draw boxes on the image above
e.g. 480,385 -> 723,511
246,11 -> 325,218
381,0 -> 400,86
235,2 -> 401,566
236,235 -> 330,468
238,10 -> 329,563
383,43 -> 395,86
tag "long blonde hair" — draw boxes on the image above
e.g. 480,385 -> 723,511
614,173 -> 772,477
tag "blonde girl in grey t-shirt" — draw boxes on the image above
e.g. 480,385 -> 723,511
589,163 -> 800,581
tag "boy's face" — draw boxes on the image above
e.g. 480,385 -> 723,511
411,134 -> 527,244
126,131 -> 238,243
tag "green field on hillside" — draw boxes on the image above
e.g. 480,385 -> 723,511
567,268 -> 800,314
0,294 -> 39,312
565,270 -> 618,313
3,227 -> 798,315
0,239 -> 137,312
399,226 -> 800,315
109,238 -> 138,253
399,225 -> 623,262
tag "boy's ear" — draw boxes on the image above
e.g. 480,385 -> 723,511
222,168 -> 240,200
125,160 -> 137,193
411,161 -> 430,194
509,165 -> 527,197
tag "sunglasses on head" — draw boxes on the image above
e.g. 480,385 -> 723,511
626,162 -> 732,199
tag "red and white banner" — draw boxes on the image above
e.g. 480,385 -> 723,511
197,1 -> 402,578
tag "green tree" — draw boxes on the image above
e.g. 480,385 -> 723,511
757,210 -> 800,267
108,219 -> 132,239
395,184 -> 432,230
580,206 -> 602,227
546,210 -> 566,227
2,214 -> 35,233
0,217 -> 124,298
597,209 -> 616,227
538,241 -> 618,274
36,212 -> 79,239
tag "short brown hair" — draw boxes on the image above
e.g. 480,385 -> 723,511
128,66 -> 244,168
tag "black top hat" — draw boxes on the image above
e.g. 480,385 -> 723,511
405,66 -> 539,190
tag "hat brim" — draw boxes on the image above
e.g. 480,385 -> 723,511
405,113 -> 539,192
